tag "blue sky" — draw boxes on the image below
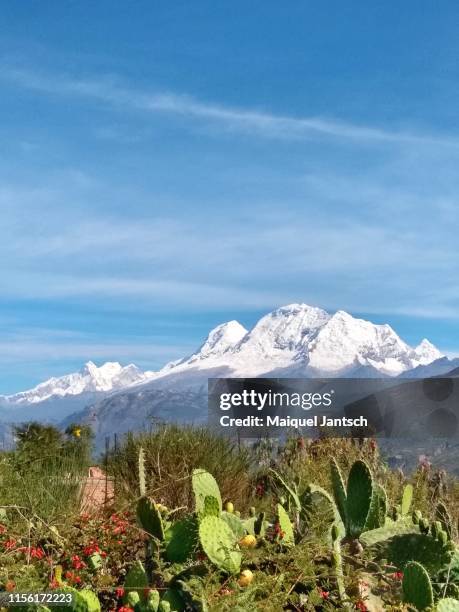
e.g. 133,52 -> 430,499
1,2 -> 459,392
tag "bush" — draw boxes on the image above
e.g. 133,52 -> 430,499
108,425 -> 255,511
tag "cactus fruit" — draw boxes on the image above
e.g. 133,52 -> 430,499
346,460 -> 373,538
165,516 -> 198,563
124,560 -> 149,604
137,496 -> 165,541
239,534 -> 257,548
198,515 -> 241,574
224,501 -> 234,513
238,569 -> 254,587
402,561 -> 434,610
276,503 -> 294,546
192,469 -> 222,515
401,484 -> 413,515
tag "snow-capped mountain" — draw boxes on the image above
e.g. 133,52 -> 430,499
2,303 -> 452,443
149,304 -> 443,379
2,361 -> 154,405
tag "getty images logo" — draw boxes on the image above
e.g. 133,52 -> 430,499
219,389 -> 335,411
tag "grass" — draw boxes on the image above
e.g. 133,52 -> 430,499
107,424 -> 255,512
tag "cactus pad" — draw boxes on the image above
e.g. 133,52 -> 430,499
198,515 -> 241,574
124,560 -> 149,604
165,515 -> 198,563
221,511 -> 245,538
401,484 -> 413,515
192,469 -> 222,514
402,561 -> 434,610
346,460 -> 373,538
364,483 -> 387,531
372,532 -> 453,573
137,496 -> 165,541
437,599 -> 459,611
330,458 -> 347,525
276,503 -> 294,546
202,495 -> 220,517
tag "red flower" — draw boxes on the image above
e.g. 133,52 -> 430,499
0,524 -> 6,534
49,579 -> 59,589
115,587 -> 125,598
30,547 -> 45,559
71,554 -> 86,570
390,571 -> 404,581
83,542 -> 100,556
5,579 -> 15,592
117,607 -> 132,612
4,539 -> 16,550
355,601 -> 368,611
318,589 -> 329,599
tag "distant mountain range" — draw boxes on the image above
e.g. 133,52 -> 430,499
1,303 -> 458,445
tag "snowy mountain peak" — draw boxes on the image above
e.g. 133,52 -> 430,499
157,304 -> 443,378
6,361 -> 151,405
412,339 -> 443,365
237,303 -> 330,354
184,320 -> 248,364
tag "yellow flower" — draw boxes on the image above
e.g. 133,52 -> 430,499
73,428 -> 81,437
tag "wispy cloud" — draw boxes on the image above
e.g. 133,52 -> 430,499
2,65 -> 458,147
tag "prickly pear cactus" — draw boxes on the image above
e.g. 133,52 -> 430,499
198,515 -> 241,574
202,495 -> 220,518
346,460 -> 373,538
401,483 -> 413,515
137,496 -> 165,541
276,503 -> 294,546
192,469 -> 222,515
165,515 -> 198,563
437,598 -> 459,611
124,560 -> 149,604
221,510 -> 245,538
360,515 -> 417,547
436,502 -> 453,539
158,602 -> 172,612
78,590 -> 101,612
402,561 -> 434,610
364,483 -> 387,531
52,587 -> 100,612
372,530 -> 454,574
330,458 -> 347,525
134,589 -> 160,611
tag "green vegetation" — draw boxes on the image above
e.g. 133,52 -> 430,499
0,424 -> 458,610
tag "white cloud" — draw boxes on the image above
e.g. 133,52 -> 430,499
2,65 -> 459,148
